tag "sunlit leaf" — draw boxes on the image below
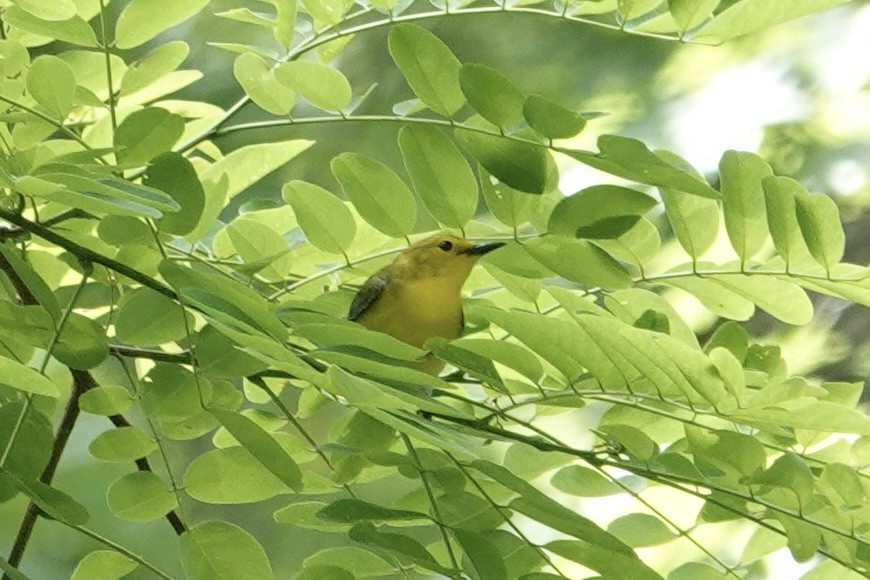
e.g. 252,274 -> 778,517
234,53 -> 296,115
275,60 -> 351,111
459,63 -> 525,128
282,181 -> 355,253
181,521 -> 273,580
115,0 -> 211,49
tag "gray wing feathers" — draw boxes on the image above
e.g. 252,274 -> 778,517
348,272 -> 389,321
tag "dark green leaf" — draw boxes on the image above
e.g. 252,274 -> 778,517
523,95 -> 586,139
4,470 -> 89,525
146,153 -> 206,235
548,185 -> 657,238
114,287 -> 194,346
348,522 -> 451,575
316,499 -> 427,523
523,237 -> 633,290
456,129 -> 548,194
114,108 -> 185,167
453,528 -> 508,580
53,313 -> 108,370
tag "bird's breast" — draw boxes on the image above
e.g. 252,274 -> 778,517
357,278 -> 463,349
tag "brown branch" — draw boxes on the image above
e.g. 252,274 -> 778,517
0,246 -> 37,305
5,370 -> 92,570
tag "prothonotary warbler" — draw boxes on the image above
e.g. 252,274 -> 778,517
349,234 -> 505,374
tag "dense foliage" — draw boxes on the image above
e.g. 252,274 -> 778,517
0,0 -> 866,578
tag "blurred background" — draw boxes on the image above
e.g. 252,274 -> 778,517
1,0 -> 868,577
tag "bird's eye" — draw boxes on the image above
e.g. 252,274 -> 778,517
438,240 -> 453,252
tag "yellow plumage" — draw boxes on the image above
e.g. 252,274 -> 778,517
349,234 -> 504,374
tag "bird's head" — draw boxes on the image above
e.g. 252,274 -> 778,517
397,234 -> 505,288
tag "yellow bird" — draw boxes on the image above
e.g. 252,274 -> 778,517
349,234 -> 505,374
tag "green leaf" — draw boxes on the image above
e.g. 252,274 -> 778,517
795,192 -> 845,272
107,471 -> 177,522
459,64 -> 525,128
704,272 -> 813,325
53,312 -> 109,370
720,150 -> 772,261
735,400 -> 870,436
300,0 -> 352,25
5,8 -> 97,47
0,403 -> 52,501
548,185 -> 657,238
297,322 -> 427,361
121,41 -> 190,95
437,491 -> 504,531
0,243 -> 60,321
668,0 -> 718,30
78,385 -> 134,416
191,140 -> 313,241
523,95 -> 586,139
659,275 -> 754,320
225,216 -> 292,280
0,355 -> 59,397
600,424 -> 658,460
523,237 -> 632,290
302,547 -> 395,578
398,125 -> 479,228
275,60 -> 351,111
550,465 -> 623,497
114,107 -> 185,167
567,136 -> 720,199
282,181 -> 355,253
140,364 -> 205,423
607,513 -> 676,547
763,176 -> 814,268
26,55 -> 75,119
456,129 -> 549,194
114,287 -> 194,346
331,152 -> 417,238
4,471 -> 89,525
72,551 -> 138,580
181,521 -> 273,580
659,154 -> 720,258
451,338 -> 543,382
233,52 -> 295,116
696,0 -> 851,41
348,522 -> 451,575
453,529 -> 508,580
317,499 -> 428,523
211,410 -> 303,492
184,446 -> 290,504
275,500 -> 350,530
388,24 -> 464,117
479,167 -> 541,227
146,153 -> 206,235
11,0 -> 75,20
273,0 -> 298,48
427,338 -> 505,392
115,0 -> 212,49
89,426 -> 157,463
545,539 -> 662,580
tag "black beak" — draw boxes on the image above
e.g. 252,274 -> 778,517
464,242 -> 506,256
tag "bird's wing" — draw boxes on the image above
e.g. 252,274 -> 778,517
348,270 -> 390,321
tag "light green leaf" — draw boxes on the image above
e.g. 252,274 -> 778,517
456,129 -> 549,194
275,60 -> 351,111
668,0 -> 719,31
297,322 -> 426,361
451,338 -> 543,382
184,446 -> 290,504
273,0 -> 298,48
331,152 -> 416,238
26,55 -> 76,119
0,403 -> 52,501
704,272 -> 813,325
659,275 -> 754,320
120,41 -> 190,95
115,0 -> 211,49
0,356 -> 59,397
114,107 -> 185,167
12,0 -> 76,20
181,521 -> 274,580
551,465 -> 623,497
567,136 -> 720,199
398,125 -> 478,228
545,539 -> 662,580
302,547 -> 394,578
211,410 -> 303,492
78,385 -> 134,416
795,192 -> 845,272
5,8 -> 98,47
523,95 -> 586,140
72,551 -> 138,580
388,24 -> 464,117
89,427 -> 157,463
140,364 -> 205,423
226,216 -> 292,280
607,513 -> 676,547
523,237 -> 633,290
459,63 -> 525,128
300,0 -> 352,25
548,185 -> 657,238
192,140 -> 313,241
735,400 -> 870,436
428,338 -> 506,392
720,150 -> 772,261
696,0 -> 851,41
233,52 -> 295,116
282,181 -> 355,253
617,0 -> 662,20
114,287 -> 194,346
